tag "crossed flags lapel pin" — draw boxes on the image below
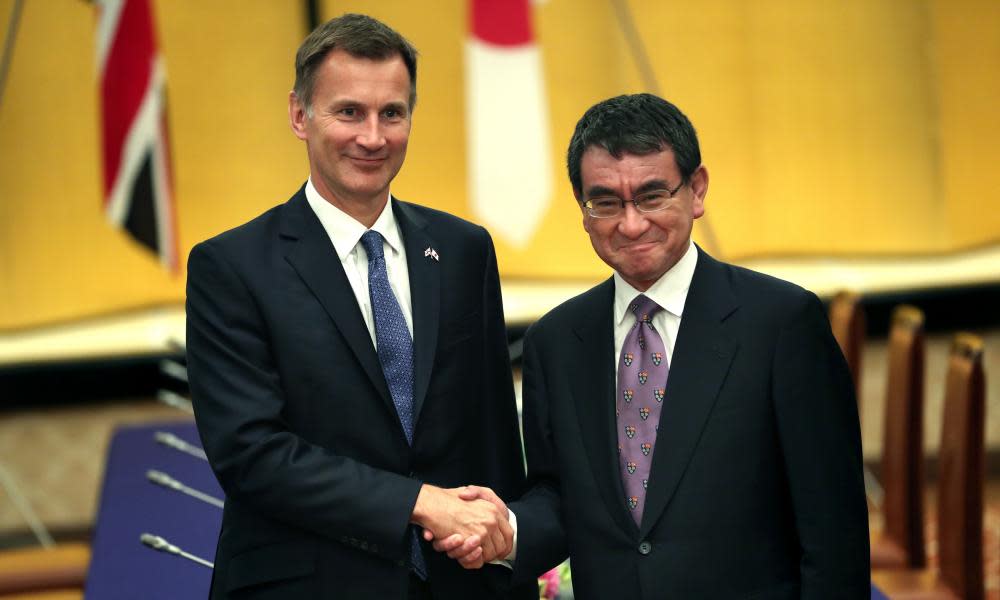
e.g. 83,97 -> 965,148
424,247 -> 439,261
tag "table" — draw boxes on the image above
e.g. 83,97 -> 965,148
85,420 -> 222,599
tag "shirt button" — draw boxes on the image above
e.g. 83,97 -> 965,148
638,541 -> 652,555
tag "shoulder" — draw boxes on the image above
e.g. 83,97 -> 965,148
394,198 -> 489,244
197,205 -> 282,250
526,279 -> 613,341
697,250 -> 820,316
188,190 -> 300,269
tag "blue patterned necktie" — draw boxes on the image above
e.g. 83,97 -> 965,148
617,294 -> 669,525
359,230 -> 427,579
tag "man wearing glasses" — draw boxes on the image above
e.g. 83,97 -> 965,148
442,94 -> 870,598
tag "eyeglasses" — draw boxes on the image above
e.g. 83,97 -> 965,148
582,181 -> 685,218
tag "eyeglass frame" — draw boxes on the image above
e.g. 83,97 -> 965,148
581,180 -> 686,218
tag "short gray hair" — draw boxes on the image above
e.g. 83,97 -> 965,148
294,13 -> 418,112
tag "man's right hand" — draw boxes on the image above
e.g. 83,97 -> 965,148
432,485 -> 513,568
411,484 -> 513,568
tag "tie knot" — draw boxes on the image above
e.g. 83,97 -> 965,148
629,294 -> 662,324
360,230 -> 384,261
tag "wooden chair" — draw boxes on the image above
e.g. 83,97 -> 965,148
0,590 -> 82,599
0,543 -> 88,597
870,306 -> 926,569
871,333 -> 986,600
829,290 -> 865,406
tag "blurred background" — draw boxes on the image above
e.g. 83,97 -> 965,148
0,0 -> 998,597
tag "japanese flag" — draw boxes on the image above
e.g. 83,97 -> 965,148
466,0 -> 552,247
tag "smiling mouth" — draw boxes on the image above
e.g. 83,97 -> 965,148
621,240 -> 660,252
347,157 -> 389,171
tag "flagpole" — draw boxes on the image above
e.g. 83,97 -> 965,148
0,0 -> 24,113
608,0 -> 722,259
304,0 -> 320,32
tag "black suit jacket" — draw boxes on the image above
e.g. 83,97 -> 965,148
186,187 -> 534,599
509,247 -> 870,599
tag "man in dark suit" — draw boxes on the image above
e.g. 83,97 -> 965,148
441,94 -> 870,597
186,14 -> 533,599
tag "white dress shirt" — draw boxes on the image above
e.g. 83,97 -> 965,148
304,179 -> 413,345
613,240 -> 698,373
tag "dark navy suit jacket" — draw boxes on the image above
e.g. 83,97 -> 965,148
186,187 -> 534,599
509,247 -> 870,599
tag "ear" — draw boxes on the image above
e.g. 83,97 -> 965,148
288,91 -> 309,141
689,165 -> 708,219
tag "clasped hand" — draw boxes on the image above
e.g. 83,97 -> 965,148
411,484 -> 510,569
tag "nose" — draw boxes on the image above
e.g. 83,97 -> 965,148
617,201 -> 650,238
356,115 -> 385,151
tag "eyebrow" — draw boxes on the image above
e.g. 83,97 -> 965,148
584,179 -> 673,199
634,179 -> 673,194
328,98 -> 409,113
584,185 -> 618,199
381,100 -> 409,114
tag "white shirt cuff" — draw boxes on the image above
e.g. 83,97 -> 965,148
488,508 -> 517,568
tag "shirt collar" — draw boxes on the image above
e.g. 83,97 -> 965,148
304,178 -> 404,260
613,240 -> 698,325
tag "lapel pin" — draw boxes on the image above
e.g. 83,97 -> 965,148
424,247 -> 439,261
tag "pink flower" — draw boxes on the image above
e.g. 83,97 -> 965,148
538,567 -> 560,599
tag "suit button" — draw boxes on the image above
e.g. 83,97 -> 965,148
638,541 -> 652,555
360,541 -> 369,551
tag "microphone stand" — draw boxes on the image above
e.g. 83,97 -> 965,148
140,533 -> 214,568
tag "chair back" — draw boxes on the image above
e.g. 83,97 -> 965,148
936,333 -> 985,600
829,291 -> 865,406
879,305 -> 926,567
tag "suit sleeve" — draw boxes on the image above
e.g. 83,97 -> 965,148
507,326 -> 569,585
771,291 -> 870,597
474,229 -> 541,595
186,240 -> 421,559
477,229 -> 528,501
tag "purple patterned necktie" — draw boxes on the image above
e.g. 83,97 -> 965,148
617,294 -> 669,525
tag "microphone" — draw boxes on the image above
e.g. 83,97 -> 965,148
140,533 -> 214,568
0,463 -> 54,548
159,359 -> 189,384
146,469 -> 224,508
154,431 -> 208,461
157,389 -> 194,414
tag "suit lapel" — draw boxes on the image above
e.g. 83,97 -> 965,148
393,199 -> 439,423
571,279 -> 640,537
640,248 -> 739,536
278,190 -> 394,412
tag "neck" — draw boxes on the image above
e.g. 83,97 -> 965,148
312,177 -> 389,229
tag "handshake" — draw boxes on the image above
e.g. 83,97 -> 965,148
411,484 -> 513,569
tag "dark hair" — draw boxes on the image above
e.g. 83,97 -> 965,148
294,13 -> 419,110
567,93 -> 701,195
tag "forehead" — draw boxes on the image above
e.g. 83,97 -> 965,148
312,48 -> 410,104
579,145 -> 680,192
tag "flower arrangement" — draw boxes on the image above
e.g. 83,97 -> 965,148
537,560 -> 572,599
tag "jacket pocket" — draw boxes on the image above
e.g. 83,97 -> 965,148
226,540 -> 316,593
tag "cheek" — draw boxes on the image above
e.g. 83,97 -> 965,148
591,228 -> 619,255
